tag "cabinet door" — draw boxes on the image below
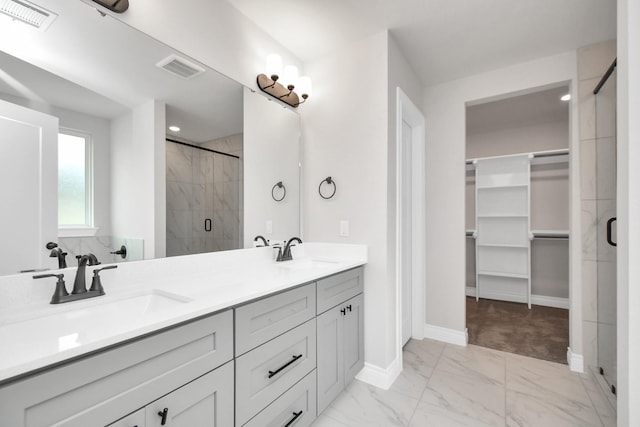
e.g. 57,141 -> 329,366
146,361 -> 234,427
343,294 -> 364,385
316,305 -> 344,415
108,408 -> 145,427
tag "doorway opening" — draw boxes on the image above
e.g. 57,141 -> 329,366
464,86 -> 571,364
395,87 -> 426,364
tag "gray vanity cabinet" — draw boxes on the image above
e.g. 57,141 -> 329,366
108,408 -> 145,427
144,361 -> 234,426
0,309 -> 234,427
234,283 -> 317,426
108,362 -> 234,427
316,268 -> 364,415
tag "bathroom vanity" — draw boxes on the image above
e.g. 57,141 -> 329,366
0,243 -> 366,426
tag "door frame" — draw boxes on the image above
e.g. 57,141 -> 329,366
395,87 -> 426,364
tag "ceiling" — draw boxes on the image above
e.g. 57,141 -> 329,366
466,86 -> 570,136
0,0 -> 243,143
229,0 -> 616,86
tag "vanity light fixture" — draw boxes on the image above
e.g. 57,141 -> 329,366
560,94 -> 571,101
168,125 -> 180,132
257,54 -> 312,108
91,0 -> 129,13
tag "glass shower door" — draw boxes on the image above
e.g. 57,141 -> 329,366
595,67 -> 617,393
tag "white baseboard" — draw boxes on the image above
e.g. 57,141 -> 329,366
355,357 -> 401,390
465,286 -> 569,309
531,294 -> 569,309
567,347 -> 584,373
423,323 -> 468,346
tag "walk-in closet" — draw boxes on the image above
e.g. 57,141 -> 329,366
465,86 -> 570,363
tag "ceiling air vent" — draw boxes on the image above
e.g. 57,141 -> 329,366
156,54 -> 206,80
0,0 -> 57,30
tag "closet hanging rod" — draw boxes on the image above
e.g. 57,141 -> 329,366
465,230 -> 569,239
466,148 -> 569,164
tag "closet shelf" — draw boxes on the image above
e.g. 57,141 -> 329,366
478,271 -> 529,279
477,184 -> 528,190
477,243 -> 528,249
477,214 -> 527,218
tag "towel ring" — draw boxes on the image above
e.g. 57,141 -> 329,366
318,176 -> 336,199
272,181 -> 286,202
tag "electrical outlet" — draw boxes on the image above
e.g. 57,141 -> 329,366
266,220 -> 273,234
339,220 -> 349,237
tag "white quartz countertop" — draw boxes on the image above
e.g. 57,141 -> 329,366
0,243 -> 366,384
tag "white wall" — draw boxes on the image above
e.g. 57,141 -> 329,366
111,100 -> 165,259
423,52 -> 581,356
616,0 -> 640,423
302,32 -> 392,369
243,89 -> 300,247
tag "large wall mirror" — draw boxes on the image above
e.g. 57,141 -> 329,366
0,0 -> 300,276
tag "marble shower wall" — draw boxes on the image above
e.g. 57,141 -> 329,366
166,135 -> 242,257
577,40 -> 616,370
58,236 -> 144,265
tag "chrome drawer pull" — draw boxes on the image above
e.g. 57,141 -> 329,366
268,354 -> 303,379
284,410 -> 303,427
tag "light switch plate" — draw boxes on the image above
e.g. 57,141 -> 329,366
339,220 -> 349,237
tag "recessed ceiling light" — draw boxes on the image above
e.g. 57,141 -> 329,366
560,94 -> 571,101
168,125 -> 180,132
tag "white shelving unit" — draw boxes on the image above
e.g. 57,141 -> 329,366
474,153 -> 532,308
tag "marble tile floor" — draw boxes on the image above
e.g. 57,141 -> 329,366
312,338 -> 616,427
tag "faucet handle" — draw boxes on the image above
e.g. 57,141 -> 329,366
89,265 -> 117,295
33,273 -> 69,304
272,244 -> 284,261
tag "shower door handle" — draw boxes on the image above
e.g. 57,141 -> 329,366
204,218 -> 212,232
606,217 -> 617,247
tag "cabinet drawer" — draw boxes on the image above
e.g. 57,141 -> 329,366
317,267 -> 363,314
236,283 -> 316,355
107,408 -> 144,427
236,318 -> 316,426
0,309 -> 233,427
243,369 -> 317,427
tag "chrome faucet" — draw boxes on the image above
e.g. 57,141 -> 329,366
277,237 -> 302,262
72,254 -> 100,294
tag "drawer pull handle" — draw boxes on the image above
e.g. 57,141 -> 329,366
158,408 -> 168,425
347,304 -> 352,312
341,308 -> 346,315
268,354 -> 303,379
284,410 -> 303,427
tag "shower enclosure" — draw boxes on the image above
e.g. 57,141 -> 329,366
594,60 -> 617,394
166,138 -> 242,257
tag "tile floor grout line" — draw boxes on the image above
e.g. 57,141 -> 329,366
578,374 -> 607,427
406,340 -> 446,426
504,352 -> 508,426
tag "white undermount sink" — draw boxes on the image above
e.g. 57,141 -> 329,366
0,290 -> 193,358
278,258 -> 340,270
